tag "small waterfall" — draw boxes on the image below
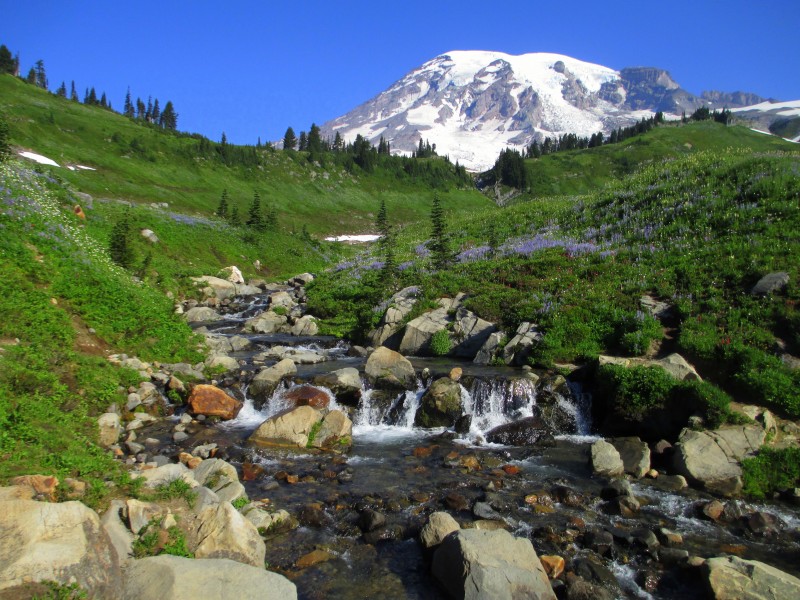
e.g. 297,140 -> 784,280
221,381 -> 340,430
464,378 -> 538,434
353,381 -> 426,430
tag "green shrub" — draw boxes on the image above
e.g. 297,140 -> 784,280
595,364 -> 675,419
675,379 -> 733,429
430,329 -> 452,356
742,447 -> 800,499
232,496 -> 249,510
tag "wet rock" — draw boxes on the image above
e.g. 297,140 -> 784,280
610,437 -> 651,478
291,315 -> 318,336
485,416 -> 553,446
658,527 -> 683,547
565,573 -> 614,600
572,553 -> 620,592
415,377 -> 463,427
673,425 -> 765,496
432,529 -> 556,600
552,485 -> 584,508
706,555 -> 800,599
249,406 -> 323,448
249,359 -> 297,406
591,440 -> 624,477
540,555 -> 565,579
298,504 -> 330,528
365,346 -> 417,390
296,549 -> 334,569
747,511 -> 784,537
312,367 -> 362,405
630,527 -> 660,554
611,495 -> 641,517
584,530 -> 615,556
358,508 -> 386,532
311,409 -> 353,449
659,548 -> 689,565
285,384 -> 331,409
454,414 -> 472,434
600,479 -> 634,500
0,499 -> 122,597
244,311 -> 289,334
187,385 -> 243,421
420,512 -> 460,549
445,492 -> 470,512
194,459 -> 246,504
473,501 -> 503,521
702,500 -> 725,521
751,272 -> 789,296
185,306 -> 222,323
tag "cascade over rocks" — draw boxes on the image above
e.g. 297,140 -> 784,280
249,359 -> 297,407
415,377 -> 464,428
312,367 -> 362,405
485,416 -> 554,446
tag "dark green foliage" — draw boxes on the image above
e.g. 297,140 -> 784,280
596,364 -> 676,420
216,188 -> 229,220
429,192 -> 451,270
376,199 -> 396,284
108,209 -> 135,268
492,148 -> 527,189
246,190 -> 264,230
430,329 -> 452,356
742,447 -> 800,499
0,112 -> 9,162
0,44 -> 17,74
159,101 -> 177,130
34,59 -> 47,89
283,126 -> 297,150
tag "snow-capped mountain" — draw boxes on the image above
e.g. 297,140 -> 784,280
321,51 -> 775,171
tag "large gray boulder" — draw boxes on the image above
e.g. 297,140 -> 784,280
135,463 -> 198,489
249,359 -> 297,406
591,440 -> 625,477
101,500 -> 134,564
245,311 -> 289,334
501,322 -> 543,366
248,406 -> 323,448
369,286 -> 419,347
193,459 -> 246,504
452,306 -> 497,359
672,425 -> 766,496
193,501 -> 266,567
432,529 -> 556,600
311,410 -> 353,449
365,346 -> 417,390
611,437 -> 651,478
0,499 -> 122,597
474,331 -> 505,365
192,276 -> 238,300
290,315 -> 318,336
705,555 -> 800,599
312,367 -> 362,405
398,306 -> 450,355
122,555 -> 297,600
185,306 -> 222,323
598,353 -> 701,381
415,377 -> 464,428
420,512 -> 460,549
750,272 -> 789,296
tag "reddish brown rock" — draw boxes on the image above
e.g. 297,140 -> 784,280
296,549 -> 333,568
540,555 -> 565,579
502,465 -> 521,475
187,385 -> 243,420
703,499 -> 725,522
413,446 -> 433,458
449,367 -> 463,381
11,475 -> 59,500
242,463 -> 265,482
284,385 -> 330,409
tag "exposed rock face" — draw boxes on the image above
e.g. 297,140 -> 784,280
0,499 -> 122,597
485,416 -> 553,446
369,286 -> 419,348
598,353 -> 701,381
750,272 -> 789,296
591,440 -> 625,477
431,529 -> 556,600
399,306 -> 450,355
452,306 -> 497,358
249,359 -> 297,407
420,512 -> 460,549
705,555 -> 800,600
122,555 -> 298,600
415,377 -> 463,428
187,385 -> 243,421
312,367 -> 362,405
220,265 -> 244,284
502,322 -> 542,366
193,501 -> 266,567
474,331 -> 505,365
672,425 -> 766,496
365,346 -> 417,390
248,406 -> 323,448
191,275 -> 263,300
611,437 -> 651,478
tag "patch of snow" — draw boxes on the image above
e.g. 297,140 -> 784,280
324,234 -> 381,243
18,151 -> 60,167
732,99 -> 800,113
749,128 -> 772,136
76,165 -> 96,171
67,166 -> 76,171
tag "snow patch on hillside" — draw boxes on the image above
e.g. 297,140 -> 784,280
19,151 -> 59,167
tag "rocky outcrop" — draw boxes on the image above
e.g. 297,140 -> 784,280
0,499 -> 122,597
431,529 -> 556,600
249,359 -> 297,406
705,555 -> 800,599
611,437 -> 651,478
193,501 -> 265,567
248,406 -> 323,448
369,286 -> 419,347
398,305 -> 450,355
598,353 -> 701,381
501,322 -> 542,366
451,306 -> 497,358
415,377 -> 463,428
187,385 -> 243,420
474,331 -> 505,365
365,346 -> 417,390
184,307 -> 222,323
122,555 -> 297,600
672,425 -> 766,496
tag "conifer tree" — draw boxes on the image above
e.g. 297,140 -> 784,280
0,45 -> 15,74
26,68 -> 36,84
308,123 -> 322,156
0,112 -> 10,163
34,60 -> 47,89
100,92 -> 108,108
283,126 -> 297,150
216,189 -> 229,220
265,203 -> 278,231
160,101 -> 177,130
124,88 -> 134,117
70,81 -> 78,102
333,131 -> 343,152
229,203 -> 240,225
151,98 -> 160,123
246,191 -> 265,230
136,98 -> 145,119
429,192 -> 451,270
145,96 -> 153,122
56,81 -> 67,97
108,209 -> 135,269
376,199 -> 396,283
298,131 -> 308,151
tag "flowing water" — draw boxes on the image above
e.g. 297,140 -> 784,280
175,289 -> 800,599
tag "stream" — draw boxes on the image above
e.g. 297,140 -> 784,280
157,284 -> 800,599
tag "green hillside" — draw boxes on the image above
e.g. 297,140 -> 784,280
0,74 -> 491,235
491,120 -> 798,200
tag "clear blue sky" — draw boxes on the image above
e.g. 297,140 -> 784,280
3,0 -> 798,145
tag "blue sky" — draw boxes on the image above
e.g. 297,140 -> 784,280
3,0 -> 798,144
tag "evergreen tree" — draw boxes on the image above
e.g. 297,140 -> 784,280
375,199 -> 396,283
124,88 -> 134,117
216,188 -> 229,220
229,203 -> 240,225
298,131 -> 308,151
307,123 -> 322,156
283,126 -> 297,150
34,60 -> 47,89
151,98 -> 160,123
136,97 -> 145,119
145,96 -> 153,122
333,131 -> 343,152
26,67 -> 36,84
70,81 -> 78,102
220,132 -> 227,145
56,81 -> 67,97
429,192 -> 451,270
246,191 -> 265,230
0,45 -> 16,74
160,101 -> 177,130
100,92 -> 108,108
108,209 -> 135,269
265,204 -> 278,230
0,112 -> 10,163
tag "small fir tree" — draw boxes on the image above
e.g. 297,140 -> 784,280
283,126 -> 297,150
108,209 -> 135,269
0,45 -> 16,74
70,81 -> 78,102
216,189 -> 229,220
429,192 -> 451,270
56,81 -> 67,97
246,191 -> 265,230
229,203 -> 240,225
375,199 -> 397,284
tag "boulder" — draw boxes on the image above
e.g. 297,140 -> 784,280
284,385 -> 331,409
415,377 -> 463,428
191,276 -> 238,300
260,345 -> 327,364
98,412 -> 122,447
290,273 -> 314,286
220,266 -> 244,284
311,410 -> 353,449
672,425 -> 766,496
187,385 -> 243,420
193,459 -> 246,504
399,307 -> 450,355
369,286 -> 419,347
501,322 -> 543,366
452,306 -> 497,359
485,417 -> 553,446
122,555 -> 297,600
431,529 -> 556,600
0,499 -> 122,597
248,406 -> 323,448
136,463 -> 198,489
249,359 -> 297,406
312,367 -> 362,405
269,291 -> 295,309
420,512 -> 460,549
101,500 -> 134,564
204,355 -> 240,373
140,229 -> 159,243
598,353 -> 700,381
290,315 -> 318,336
365,346 -> 417,390
126,499 -> 164,535
611,437 -> 651,478
591,440 -> 624,477
244,311 -> 289,334
750,272 -> 789,296
193,501 -> 266,567
706,555 -> 800,599
474,331 -> 505,365
184,306 -> 222,323
241,504 -> 290,532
